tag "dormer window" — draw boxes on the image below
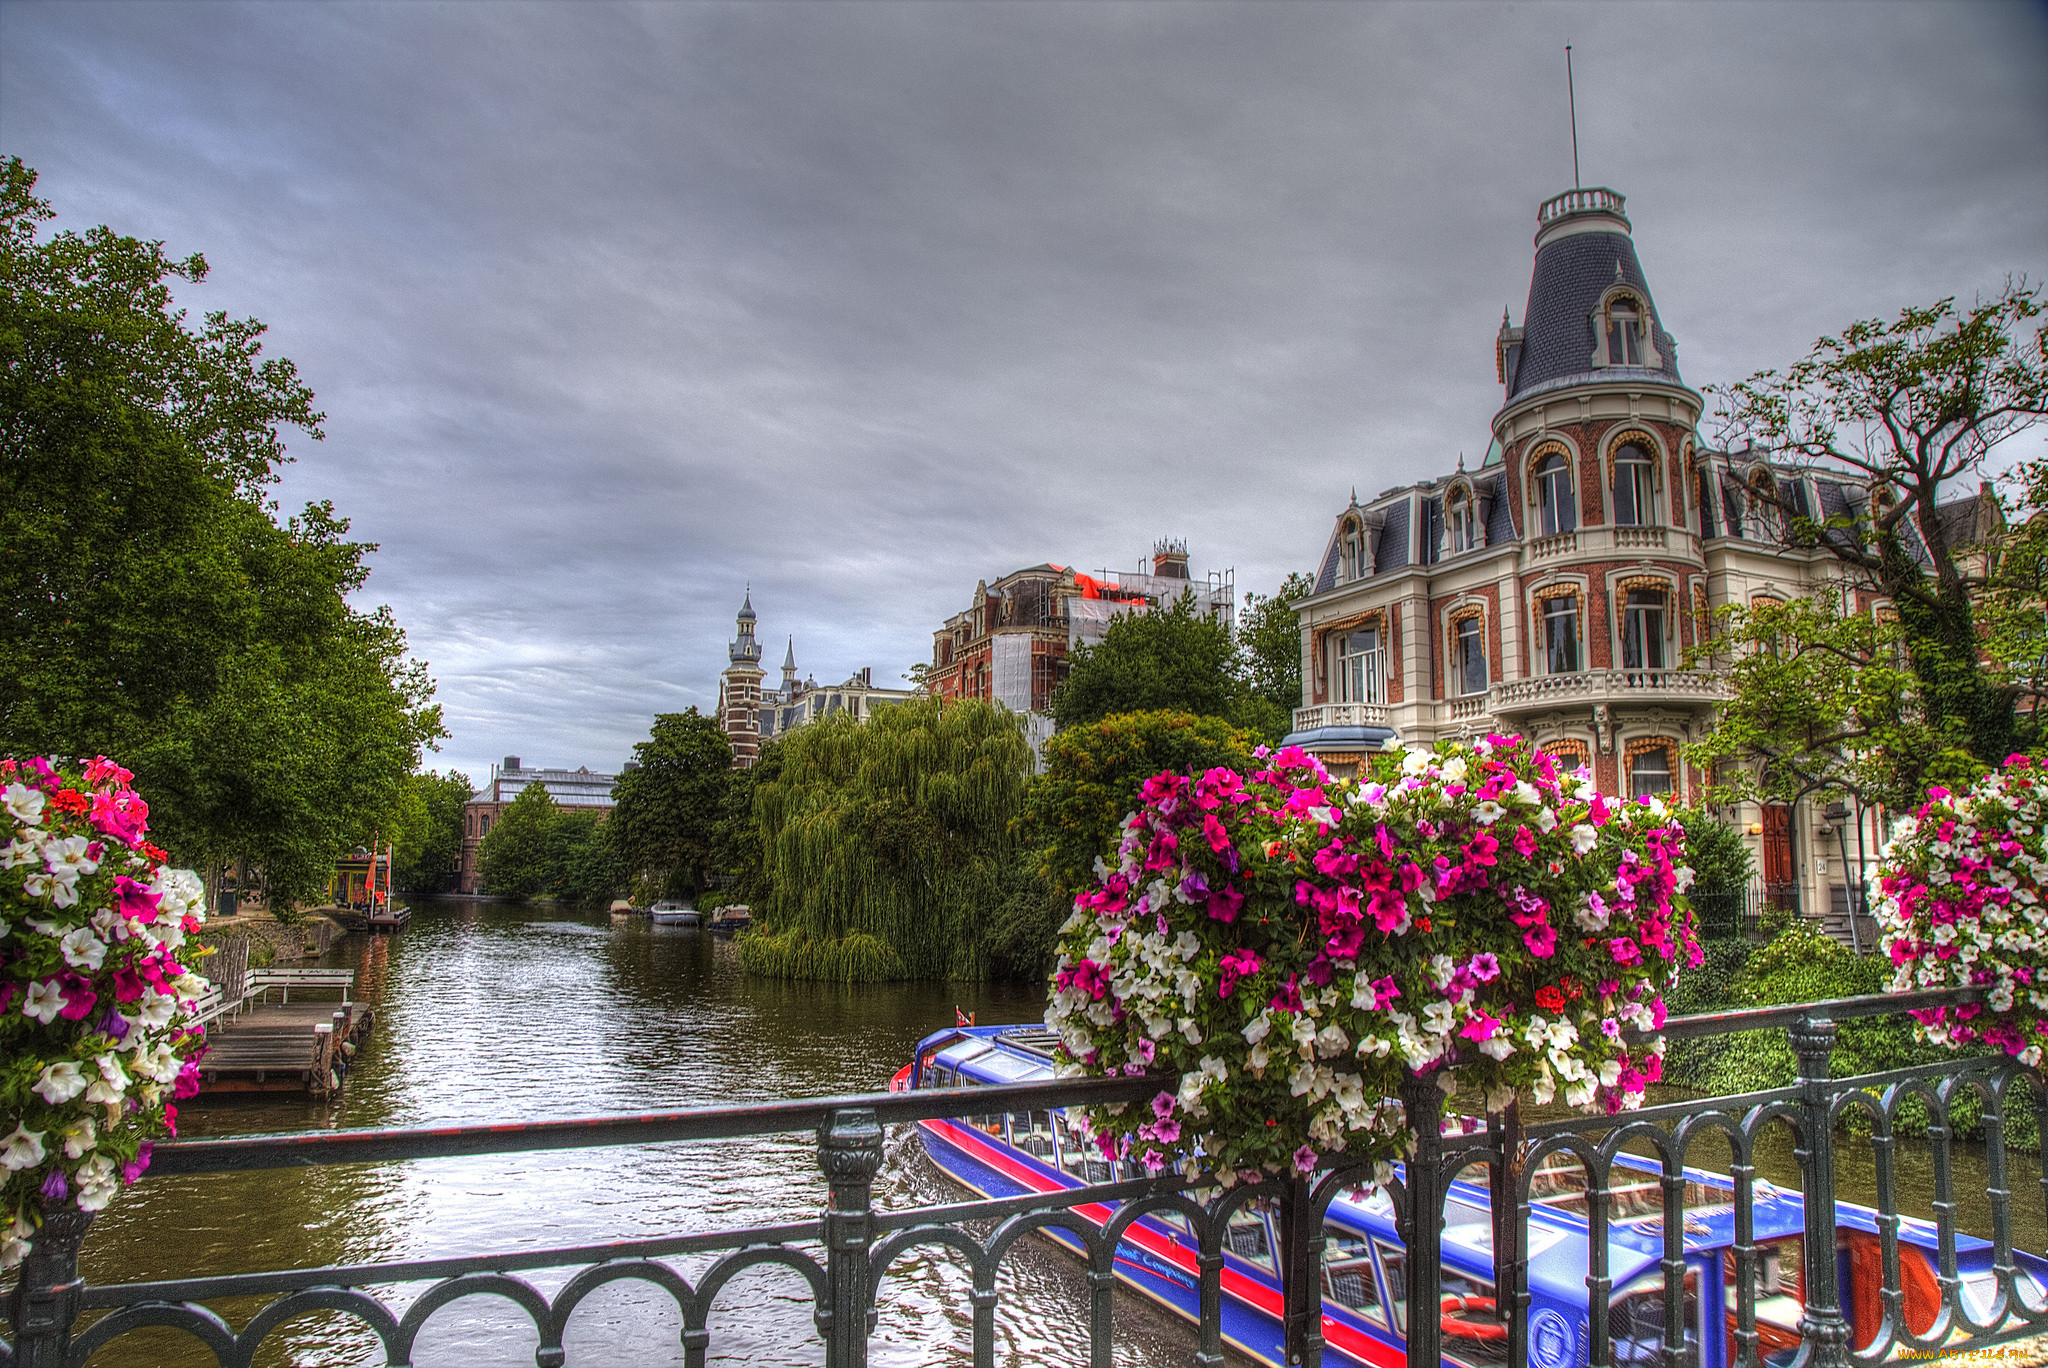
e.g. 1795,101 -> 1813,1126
1341,518 -> 1370,582
1613,444 -> 1656,527
1605,295 -> 1646,366
1447,490 -> 1477,553
1535,453 -> 1577,537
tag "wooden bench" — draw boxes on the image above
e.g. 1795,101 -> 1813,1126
247,969 -> 354,1004
186,983 -> 232,1028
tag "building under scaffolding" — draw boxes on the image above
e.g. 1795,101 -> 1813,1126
926,540 -> 1235,753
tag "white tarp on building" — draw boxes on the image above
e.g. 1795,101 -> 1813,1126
991,633 -> 1034,714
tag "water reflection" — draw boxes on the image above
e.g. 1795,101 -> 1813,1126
75,901 -> 1189,1367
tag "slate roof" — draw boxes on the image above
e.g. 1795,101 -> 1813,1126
1374,499 -> 1410,574
1510,227 -> 1681,400
1483,473 -> 1517,545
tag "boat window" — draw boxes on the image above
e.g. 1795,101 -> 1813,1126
1011,1110 -> 1057,1160
1322,1223 -> 1387,1328
1441,1268 -> 1510,1368
1610,1269 -> 1701,1368
1149,1205 -> 1192,1237
1055,1112 -> 1117,1184
1375,1239 -> 1408,1334
1226,1203 -> 1276,1272
926,1065 -> 954,1088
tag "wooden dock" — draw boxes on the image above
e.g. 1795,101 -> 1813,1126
194,973 -> 374,1097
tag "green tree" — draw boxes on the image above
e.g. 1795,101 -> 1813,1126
1685,596 -> 1985,813
1710,285 -> 2047,774
1051,590 -> 1256,733
1240,572 -> 1312,711
711,738 -> 781,908
548,808 -> 626,907
389,769 -> 477,897
741,697 -> 1031,981
0,158 -> 443,907
608,709 -> 732,898
1022,710 -> 1261,898
1982,455 -> 2048,721
477,784 -> 558,899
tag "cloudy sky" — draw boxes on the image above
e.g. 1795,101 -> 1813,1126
5,1 -> 2045,787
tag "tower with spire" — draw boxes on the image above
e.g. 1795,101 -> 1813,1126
718,589 -> 766,768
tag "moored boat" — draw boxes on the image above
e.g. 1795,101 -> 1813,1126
707,905 -> 751,935
650,900 -> 701,926
904,1024 -> 2048,1368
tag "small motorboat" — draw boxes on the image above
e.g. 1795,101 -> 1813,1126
649,900 -> 700,927
707,905 -> 751,935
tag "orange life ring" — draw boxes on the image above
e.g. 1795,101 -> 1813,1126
1442,1295 -> 1507,1341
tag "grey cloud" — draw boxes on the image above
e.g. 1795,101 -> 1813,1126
4,0 -> 2043,785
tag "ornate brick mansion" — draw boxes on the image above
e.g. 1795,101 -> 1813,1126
1282,186 -> 1993,932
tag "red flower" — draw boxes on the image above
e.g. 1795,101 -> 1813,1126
50,788 -> 89,815
1534,985 -> 1567,1012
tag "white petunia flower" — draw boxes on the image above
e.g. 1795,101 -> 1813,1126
23,980 -> 65,1024
58,1116 -> 95,1160
33,1060 -> 88,1104
1570,824 -> 1600,856
74,1155 -> 119,1212
3,783 -> 46,826
60,926 -> 107,972
83,1053 -> 129,1106
0,1125 -> 47,1171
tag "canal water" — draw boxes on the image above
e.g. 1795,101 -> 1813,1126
80,899 -> 1194,1367
76,901 -> 2046,1366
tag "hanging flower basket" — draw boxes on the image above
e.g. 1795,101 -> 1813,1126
1875,755 -> 2048,1062
1,757 -> 211,1267
1045,736 -> 1700,1182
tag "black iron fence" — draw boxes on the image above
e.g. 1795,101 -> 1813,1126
5,986 -> 2044,1368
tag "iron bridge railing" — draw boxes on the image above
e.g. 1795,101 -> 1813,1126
3,986 -> 2044,1368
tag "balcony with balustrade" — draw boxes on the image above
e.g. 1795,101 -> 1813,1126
1488,667 -> 1728,717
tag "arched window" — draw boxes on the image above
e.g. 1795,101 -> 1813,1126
1629,745 -> 1673,800
1613,444 -> 1656,527
1335,511 -> 1368,577
1453,613 -> 1487,696
1535,454 -> 1577,537
1447,490 -> 1477,554
1621,587 -> 1669,676
1604,294 -> 1646,367
1337,625 -> 1386,704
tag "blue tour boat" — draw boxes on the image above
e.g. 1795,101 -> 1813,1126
901,1023 -> 2048,1368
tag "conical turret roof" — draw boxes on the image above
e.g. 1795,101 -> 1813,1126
1505,187 -> 1682,402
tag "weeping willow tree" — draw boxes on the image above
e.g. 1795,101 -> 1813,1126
738,697 -> 1032,982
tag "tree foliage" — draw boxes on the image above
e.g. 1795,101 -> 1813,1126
740,697 -> 1031,981
1022,709 -> 1260,897
1710,285 -> 2047,772
0,158 -> 443,907
1239,571 -> 1312,712
1051,590 -> 1263,736
1685,596 -> 1986,812
607,709 -> 731,898
389,769 -> 476,897
476,784 -> 559,899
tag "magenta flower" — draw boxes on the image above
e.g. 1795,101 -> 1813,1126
1293,1144 -> 1319,1174
1218,948 -> 1263,998
1459,1012 -> 1503,1042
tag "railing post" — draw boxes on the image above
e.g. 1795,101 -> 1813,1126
1489,1101 -> 1527,1366
1399,1073 -> 1444,1368
1278,1171 -> 1324,1366
817,1106 -> 883,1368
5,1208 -> 94,1368
1790,1015 -> 1851,1368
